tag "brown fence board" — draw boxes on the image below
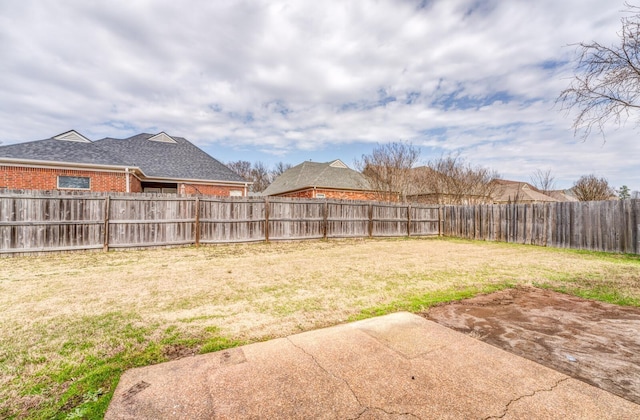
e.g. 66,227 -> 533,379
326,201 -> 369,238
443,200 -> 640,254
372,203 -> 409,237
199,198 -> 266,244
0,195 -> 104,253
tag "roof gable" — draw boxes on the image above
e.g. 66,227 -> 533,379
329,159 -> 348,168
148,132 -> 177,144
53,130 -> 91,143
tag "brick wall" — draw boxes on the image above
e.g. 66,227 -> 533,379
129,175 -> 143,193
0,166 -> 129,192
277,188 -> 380,201
1,166 -> 245,196
180,183 -> 245,197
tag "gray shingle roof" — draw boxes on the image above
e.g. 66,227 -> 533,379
95,134 -> 245,182
0,136 -> 117,166
262,160 -> 372,196
0,131 -> 246,183
491,180 -> 558,203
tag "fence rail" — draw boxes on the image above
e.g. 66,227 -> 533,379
0,192 -> 439,255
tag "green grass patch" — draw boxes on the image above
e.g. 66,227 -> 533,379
535,282 -> 640,307
349,282 -> 514,321
16,324 -> 245,420
200,336 -> 245,354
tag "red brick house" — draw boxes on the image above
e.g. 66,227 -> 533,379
0,130 -> 249,195
262,159 -> 378,200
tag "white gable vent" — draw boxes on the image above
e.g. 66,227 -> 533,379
329,159 -> 348,168
54,130 -> 91,143
148,132 -> 177,143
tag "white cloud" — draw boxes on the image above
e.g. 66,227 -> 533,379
0,0 -> 638,189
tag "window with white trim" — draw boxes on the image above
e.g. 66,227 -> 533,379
230,190 -> 242,197
58,176 -> 91,190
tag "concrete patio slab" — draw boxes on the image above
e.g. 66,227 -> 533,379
106,312 -> 640,419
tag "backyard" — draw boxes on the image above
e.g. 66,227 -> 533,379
1,237 -> 640,419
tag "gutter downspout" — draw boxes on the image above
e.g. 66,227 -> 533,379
125,168 -> 130,193
244,183 -> 248,197
313,186 -> 316,198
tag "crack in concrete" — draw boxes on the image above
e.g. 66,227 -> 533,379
286,338 -> 423,419
484,377 -> 571,419
285,337 -> 366,419
287,337 -> 420,420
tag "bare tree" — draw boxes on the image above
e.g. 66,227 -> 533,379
227,160 -> 292,192
271,161 -> 292,178
227,160 -> 252,180
529,169 -> 556,194
355,142 -> 420,202
411,154 -> 500,204
558,3 -> 640,140
572,174 -> 615,201
250,162 -> 272,193
227,160 -> 279,193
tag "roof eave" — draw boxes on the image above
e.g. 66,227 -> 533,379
0,158 -> 140,173
141,175 -> 250,186
265,185 -> 376,196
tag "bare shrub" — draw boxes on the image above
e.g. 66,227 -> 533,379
572,174 -> 615,201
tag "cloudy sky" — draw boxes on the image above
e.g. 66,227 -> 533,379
1,0 -> 637,189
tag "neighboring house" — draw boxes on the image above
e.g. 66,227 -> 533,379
0,130 -> 249,196
406,166 -> 494,205
490,180 -> 558,204
262,159 -> 378,200
547,189 -> 579,202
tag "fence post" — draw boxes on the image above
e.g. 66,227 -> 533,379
323,201 -> 328,239
438,206 -> 443,237
368,203 -> 373,238
103,196 -> 110,252
264,197 -> 270,243
407,203 -> 411,237
194,197 -> 200,247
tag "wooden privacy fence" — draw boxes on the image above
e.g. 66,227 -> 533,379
2,191 -> 639,256
442,200 -> 640,254
0,193 -> 440,254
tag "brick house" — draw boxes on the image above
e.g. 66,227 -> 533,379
262,159 -> 378,200
0,130 -> 249,195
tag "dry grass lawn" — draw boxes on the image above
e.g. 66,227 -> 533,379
1,237 -> 639,419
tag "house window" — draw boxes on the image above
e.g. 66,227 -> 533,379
58,176 -> 90,190
230,190 -> 242,197
316,193 -> 326,199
